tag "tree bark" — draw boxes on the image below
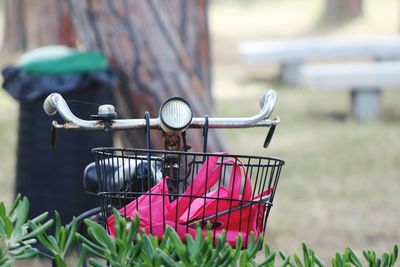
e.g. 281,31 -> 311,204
3,0 -> 27,51
67,0 -> 223,151
322,0 -> 363,25
169,0 -> 212,103
2,0 -> 76,52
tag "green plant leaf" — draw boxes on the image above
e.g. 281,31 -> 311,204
24,219 -> 53,242
30,212 -> 49,225
30,231 -> 55,253
280,255 -> 291,267
189,223 -> 203,263
10,247 -> 38,260
233,234 -> 243,260
294,253 -> 304,267
77,245 -> 88,267
48,235 -> 60,251
8,246 -> 29,256
54,254 -> 67,267
248,234 -> 263,259
363,251 -> 370,262
141,233 -> 155,258
14,198 -> 29,232
156,247 -> 177,267
88,257 -> 109,267
265,243 -> 272,256
218,248 -> 234,267
331,256 -> 337,267
125,239 -> 142,265
345,248 -> 362,267
63,217 -> 77,257
2,217 -> 13,239
0,259 -> 13,267
76,233 -> 107,256
382,253 -> 390,267
314,254 -> 327,267
81,243 -> 106,260
0,203 -> 6,219
309,249 -> 316,267
85,219 -> 115,253
240,250 -> 249,267
258,251 -> 276,266
8,195 -> 21,222
247,232 -> 255,254
336,253 -> 342,267
390,245 -> 398,266
364,250 -> 376,267
302,243 -> 310,267
113,209 -> 122,241
58,227 -> 67,252
279,250 -> 295,267
54,212 -> 62,239
279,250 -> 289,259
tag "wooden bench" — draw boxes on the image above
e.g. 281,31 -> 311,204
238,36 -> 400,84
299,62 -> 400,121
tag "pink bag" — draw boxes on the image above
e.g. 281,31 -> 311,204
176,158 -> 273,245
107,156 -> 221,239
107,155 -> 273,247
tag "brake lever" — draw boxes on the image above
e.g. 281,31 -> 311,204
263,123 -> 276,149
50,121 -> 57,149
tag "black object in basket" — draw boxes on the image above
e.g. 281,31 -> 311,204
93,148 -> 284,247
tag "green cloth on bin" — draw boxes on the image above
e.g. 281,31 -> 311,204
19,45 -> 108,74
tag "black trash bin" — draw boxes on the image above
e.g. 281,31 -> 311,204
2,46 -> 116,224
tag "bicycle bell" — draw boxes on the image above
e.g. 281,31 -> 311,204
159,97 -> 193,133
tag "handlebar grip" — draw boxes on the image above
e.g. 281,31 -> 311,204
260,90 -> 276,116
43,93 -> 59,116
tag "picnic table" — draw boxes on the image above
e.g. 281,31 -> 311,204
238,36 -> 400,84
299,62 -> 400,121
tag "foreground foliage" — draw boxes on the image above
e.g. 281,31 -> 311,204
0,195 -> 398,266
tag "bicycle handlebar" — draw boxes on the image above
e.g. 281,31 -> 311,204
43,90 -> 279,131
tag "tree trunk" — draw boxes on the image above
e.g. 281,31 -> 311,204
169,0 -> 212,103
2,0 -> 76,52
322,0 -> 363,25
3,0 -> 26,51
67,0 -> 223,151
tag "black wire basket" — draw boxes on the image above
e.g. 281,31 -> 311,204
93,147 -> 285,247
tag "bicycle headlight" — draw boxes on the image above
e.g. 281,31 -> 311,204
159,97 -> 193,133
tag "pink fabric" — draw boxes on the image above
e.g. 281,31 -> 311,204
107,178 -> 172,236
107,155 -> 273,247
178,158 -> 252,226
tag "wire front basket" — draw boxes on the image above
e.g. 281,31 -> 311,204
93,147 -> 284,247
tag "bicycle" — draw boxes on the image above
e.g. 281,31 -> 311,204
42,90 -> 284,255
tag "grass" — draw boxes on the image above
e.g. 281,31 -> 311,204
0,90 -> 17,208
210,0 -> 400,261
215,88 -> 400,260
0,52 -> 19,208
1,0 -> 400,264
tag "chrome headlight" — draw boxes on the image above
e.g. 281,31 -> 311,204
159,97 -> 193,133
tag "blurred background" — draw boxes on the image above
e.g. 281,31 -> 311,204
0,0 -> 399,263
